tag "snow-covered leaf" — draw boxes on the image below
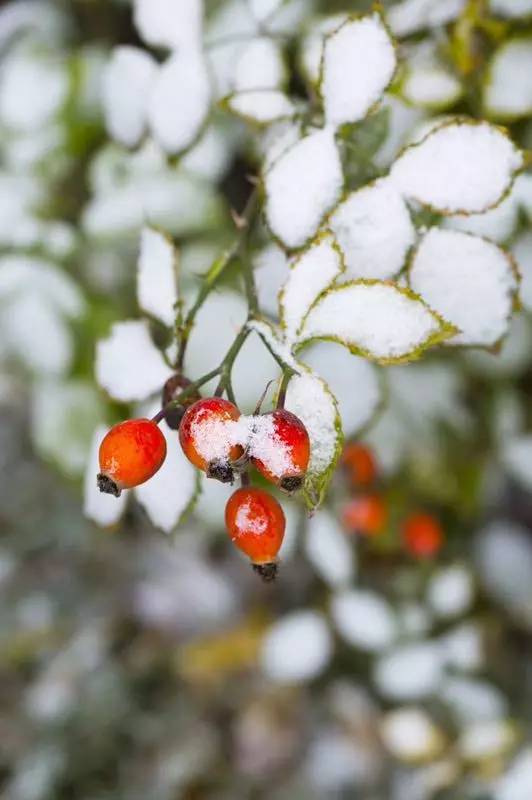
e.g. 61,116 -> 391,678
149,49 -> 211,155
329,179 -> 415,280
285,370 -> 343,510
459,720 -> 516,762
137,226 -> 178,327
320,13 -> 396,129
299,14 -> 347,85
381,709 -> 445,763
388,0 -> 466,36
0,255 -> 84,317
225,90 -> 295,125
253,243 -> 290,317
439,623 -> 483,672
83,426 -> 128,527
264,128 -> 343,249
260,610 -> 332,683
512,232 -> 532,310
475,520 -> 532,622
102,47 -> 157,148
374,642 -> 443,700
299,280 -> 454,363
484,38 -> 532,120
445,188 -> 519,243
490,0 -> 532,18
402,64 -> 462,109
332,590 -> 397,652
442,677 -> 506,723
247,318 -> 300,371
133,0 -> 203,50
390,120 -> 523,214
279,231 -> 344,342
305,510 -> 354,588
232,37 -> 285,91
502,435 -> 532,491
428,565 -> 474,619
409,228 -> 517,347
96,320 -> 172,402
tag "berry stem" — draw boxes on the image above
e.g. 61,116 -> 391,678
240,471 -> 250,487
276,369 -> 295,410
151,409 -> 166,424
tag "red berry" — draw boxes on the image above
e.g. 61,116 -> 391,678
97,418 -> 166,497
225,487 -> 285,581
179,397 -> 244,483
251,409 -> 310,493
341,443 -> 377,487
342,494 -> 387,536
402,513 -> 443,558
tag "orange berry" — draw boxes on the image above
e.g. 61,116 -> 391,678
98,418 -> 166,497
225,487 -> 285,581
251,409 -> 310,493
402,513 -> 443,558
341,442 -> 377,487
179,397 -> 244,484
342,494 -> 387,536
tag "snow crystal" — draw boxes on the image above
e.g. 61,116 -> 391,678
247,413 -> 295,478
427,565 -> 473,619
189,409 -> 250,465
330,179 -> 416,280
374,642 -> 443,700
264,128 -> 343,249
390,120 -> 523,214
381,709 -> 443,762
300,282 -> 444,362
261,611 -> 332,682
305,511 -> 354,588
409,228 -> 516,347
95,320 -> 172,402
232,37 -> 285,91
321,14 -> 396,128
332,590 -> 397,652
512,232 -> 532,310
102,47 -> 157,148
484,38 -> 532,119
84,426 -> 128,527
227,90 -> 295,124
137,227 -> 177,327
388,0 -> 466,36
133,0 -> 203,50
280,232 -> 343,341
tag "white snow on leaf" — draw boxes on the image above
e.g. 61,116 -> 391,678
484,38 -> 532,119
381,709 -> 444,763
299,281 -> 450,363
102,47 -> 157,149
247,318 -> 299,371
299,14 -> 347,85
285,370 -> 342,509
133,0 -> 203,50
233,37 -> 285,91
0,46 -> 68,132
390,120 -> 523,214
0,255 -> 84,317
329,179 -> 415,281
427,565 -> 473,619
96,320 -> 172,402
495,748 -> 532,800
305,510 -> 354,588
247,0 -> 283,22
149,49 -> 211,155
83,426 -> 128,527
181,123 -> 234,183
442,676 -> 507,723
264,128 -> 343,249
226,90 -> 295,125
512,232 -> 532,310
465,313 -> 532,378
388,0 -> 466,36
249,0 -> 309,35
321,14 -> 396,128
409,228 -> 517,347
403,65 -> 461,109
260,610 -> 332,683
374,642 -> 443,700
134,418 -> 198,534
301,342 -> 381,437
253,243 -> 290,318
280,232 -> 344,341
137,227 -> 178,327
490,0 -> 532,18
445,189 -> 519,243
502,435 -> 532,490
332,589 -> 397,652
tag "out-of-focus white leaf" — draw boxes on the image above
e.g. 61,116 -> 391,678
374,642 -> 443,700
439,623 -> 483,672
260,610 -> 332,683
83,426 -> 128,527
490,0 -> 532,18
133,0 -> 203,50
96,320 -> 172,402
321,13 -> 396,128
465,314 -> 532,378
264,128 -> 343,249
305,511 -> 354,588
445,189 -> 520,243
253,243 -> 290,318
484,38 -> 532,119
102,47 -> 157,148
402,64 -> 462,109
502,435 -> 532,490
233,37 -> 285,91
330,179 -> 415,280
181,123 -> 234,183
248,0 -> 309,34
149,49 -> 211,155
137,226 -> 178,327
226,90 -> 295,125
442,676 -> 507,723
0,45 -> 68,131
381,709 -> 444,763
390,120 -> 523,214
332,590 -> 397,652
495,748 -> 532,800
388,0 -> 466,36
512,232 -> 532,310
409,229 -> 517,347
299,14 -> 347,85
0,255 -> 84,317
459,720 -> 516,762
475,520 -> 532,623
427,565 -> 474,619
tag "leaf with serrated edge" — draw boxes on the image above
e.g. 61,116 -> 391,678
137,226 -> 178,327
298,280 -> 456,364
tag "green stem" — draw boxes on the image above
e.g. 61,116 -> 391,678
276,368 -> 294,410
214,324 -> 251,397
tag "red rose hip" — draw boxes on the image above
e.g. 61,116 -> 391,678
402,513 -> 443,558
97,418 -> 167,497
179,397 -> 244,484
225,487 -> 285,581
251,409 -> 310,493
342,494 -> 387,536
341,442 -> 377,487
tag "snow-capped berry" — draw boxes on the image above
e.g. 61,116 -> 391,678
225,487 -> 285,581
162,373 -> 200,431
403,513 -> 443,558
341,442 -> 377,487
342,494 -> 387,536
250,409 -> 310,493
179,397 -> 245,484
97,418 -> 167,497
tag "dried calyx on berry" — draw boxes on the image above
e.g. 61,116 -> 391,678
249,409 -> 310,494
225,486 -> 285,581
97,418 -> 167,497
179,397 -> 246,484
161,374 -> 200,431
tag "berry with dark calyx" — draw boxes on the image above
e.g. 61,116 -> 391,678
341,442 -> 377,487
179,397 -> 245,484
250,409 -> 310,494
342,494 -> 387,536
225,487 -> 285,581
402,512 -> 443,558
97,418 -> 167,497
161,374 -> 200,431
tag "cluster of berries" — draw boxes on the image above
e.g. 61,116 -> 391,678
340,443 -> 444,558
97,395 -> 310,581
